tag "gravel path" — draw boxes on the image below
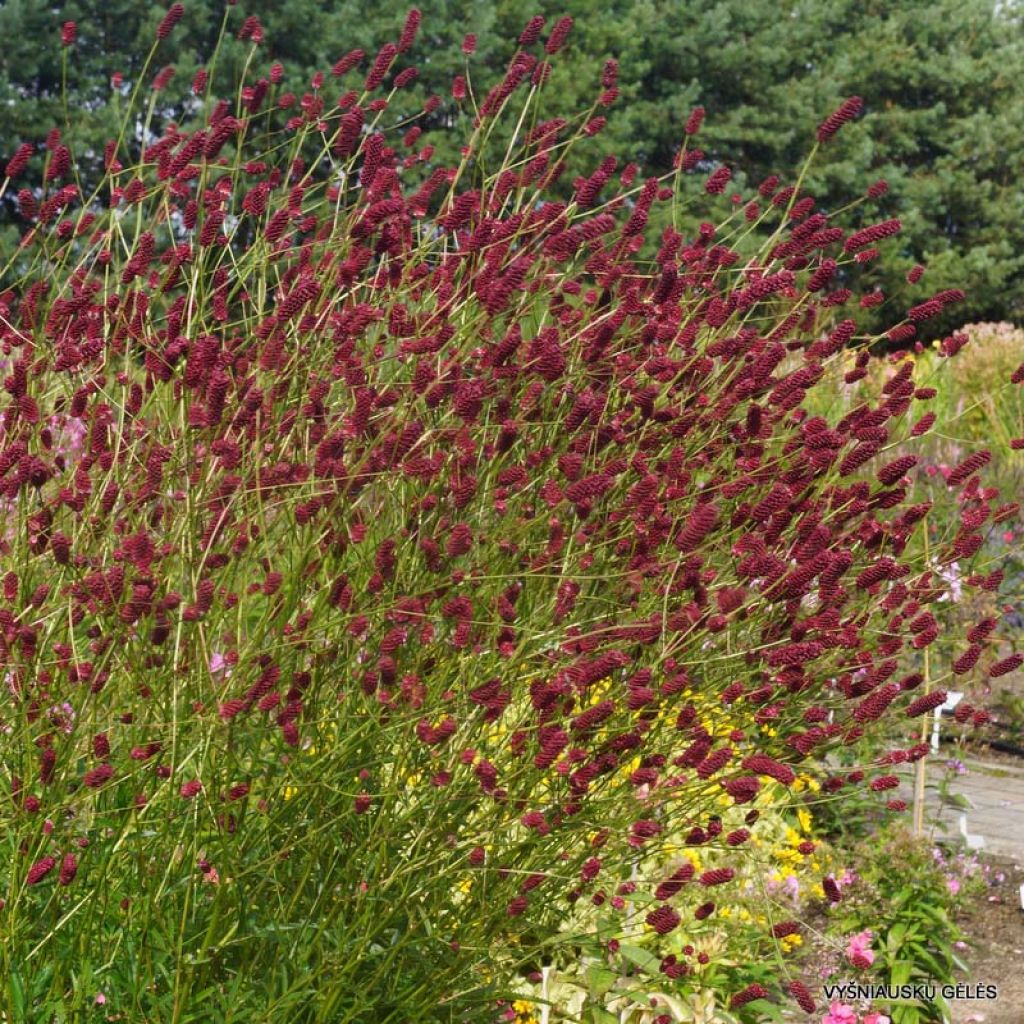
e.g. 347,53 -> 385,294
895,757 -> 1023,1023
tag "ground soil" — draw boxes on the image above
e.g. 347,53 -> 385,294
949,854 -> 1024,1024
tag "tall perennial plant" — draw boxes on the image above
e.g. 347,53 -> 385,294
0,6 -> 1020,1022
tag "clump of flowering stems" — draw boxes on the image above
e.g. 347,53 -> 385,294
0,7 -> 1016,1021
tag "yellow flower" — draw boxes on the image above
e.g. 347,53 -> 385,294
283,785 -> 297,801
797,807 -> 813,834
782,933 -> 803,953
512,998 -> 539,1024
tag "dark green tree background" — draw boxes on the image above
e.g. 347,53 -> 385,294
3,0 -> 1022,335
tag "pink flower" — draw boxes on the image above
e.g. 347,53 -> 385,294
863,1014 -> 890,1024
822,1003 -> 858,1024
846,929 -> 875,968
947,877 -> 961,895
209,651 -> 232,679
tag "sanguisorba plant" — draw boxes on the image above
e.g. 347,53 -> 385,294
1,7 -> 1021,1023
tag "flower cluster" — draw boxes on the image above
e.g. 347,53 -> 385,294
0,5 -> 1013,1019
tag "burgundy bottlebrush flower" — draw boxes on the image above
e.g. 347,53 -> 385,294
730,984 -> 769,1009
461,33 -> 476,55
519,15 -> 546,46
544,16 -> 573,54
906,690 -> 947,717
507,896 -> 529,916
947,450 -> 991,486
742,754 -> 795,785
684,106 -> 705,136
354,793 -> 372,813
365,43 -> 398,90
27,856 -> 56,885
910,411 -> 936,436
151,64 -> 174,90
180,779 -> 202,799
655,864 -> 694,900
722,776 -> 760,803
877,455 -> 917,486
771,920 -> 801,938
237,15 -> 263,43
694,901 -> 716,920
5,143 -> 33,179
788,980 -> 816,1013
219,698 -> 247,721
962,618 -> 995,643
907,298 -> 940,321
332,49 -> 364,76
853,683 -> 900,723
816,96 -> 863,142
674,502 -> 718,552
629,819 -> 662,846
59,853 -> 78,885
699,868 -> 734,886
93,733 -> 110,760
705,166 -> 732,195
844,218 -> 902,253
697,747 -> 732,779
157,4 -> 185,40
887,324 -> 916,344
83,764 -> 114,788
869,775 -> 900,791
646,905 -> 681,934
990,654 -> 1023,678
397,8 -> 421,52
61,21 -> 77,46
726,828 -> 750,846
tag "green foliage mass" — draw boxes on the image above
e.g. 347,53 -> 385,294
2,0 -> 1023,335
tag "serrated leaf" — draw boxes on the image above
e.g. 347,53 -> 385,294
586,965 -> 618,997
942,792 -> 972,810
617,942 -> 659,975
